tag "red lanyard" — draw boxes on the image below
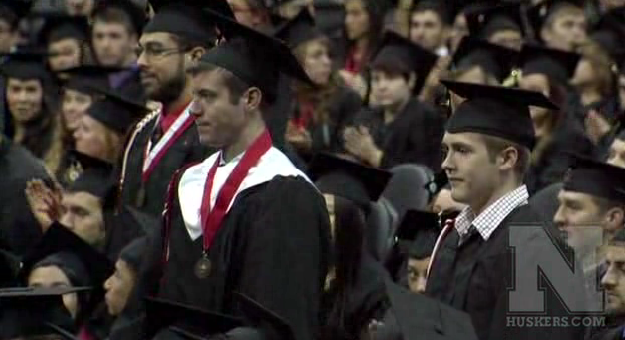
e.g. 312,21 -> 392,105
199,129 -> 272,252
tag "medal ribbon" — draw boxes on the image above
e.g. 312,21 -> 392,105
200,129 -> 272,252
142,104 -> 195,182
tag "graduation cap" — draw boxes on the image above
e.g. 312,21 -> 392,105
92,0 -> 147,35
563,156 -> 625,203
0,0 -> 33,28
527,0 -> 585,40
425,171 -> 449,200
442,80 -> 558,149
34,13 -> 89,46
274,8 -> 322,48
118,237 -> 146,272
452,36 -> 519,83
0,50 -> 50,80
309,152 -> 393,210
144,297 -> 243,339
0,286 -> 91,340
85,86 -> 149,133
103,205 -> 156,261
200,6 -> 313,101
403,210 -> 440,260
371,30 -> 439,95
145,0 -> 234,43
519,44 -> 581,87
466,2 -> 526,39
60,64 -> 124,95
234,292 -> 296,340
66,150 -> 115,199
383,279 -> 479,340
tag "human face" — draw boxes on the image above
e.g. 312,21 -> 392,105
488,30 -> 522,51
6,78 -> 44,123
65,0 -> 95,16
519,73 -> 552,137
432,188 -> 466,215
542,12 -> 587,51
370,70 -> 412,111
409,10 -> 445,51
74,115 -> 121,162
48,39 -> 82,71
441,132 -> 500,210
602,246 -> 625,315
227,0 -> 267,30
408,257 -> 430,293
554,190 -> 606,253
62,89 -> 93,133
449,14 -> 468,52
607,139 -> 625,169
344,0 -> 370,41
190,69 -> 247,148
301,39 -> 332,86
137,32 -> 187,103
92,22 -> 136,67
28,266 -> 79,320
104,260 -> 136,316
59,191 -> 105,247
0,19 -> 18,53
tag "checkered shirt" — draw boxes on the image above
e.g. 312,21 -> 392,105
454,185 -> 529,241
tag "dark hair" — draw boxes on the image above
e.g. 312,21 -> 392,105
344,0 -> 384,56
480,134 -> 531,178
411,1 -> 451,25
93,7 -> 137,36
189,62 -> 251,105
0,7 -> 19,30
169,32 -> 215,51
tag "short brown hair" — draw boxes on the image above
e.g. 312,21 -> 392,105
480,134 -> 531,178
593,196 -> 625,215
189,62 -> 250,105
93,7 -> 137,35
544,4 -> 584,29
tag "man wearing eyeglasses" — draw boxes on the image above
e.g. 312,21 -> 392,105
117,2 -> 229,218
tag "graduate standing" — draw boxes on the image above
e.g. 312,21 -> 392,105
117,1 -> 223,217
426,81 -> 586,340
143,9 -> 330,340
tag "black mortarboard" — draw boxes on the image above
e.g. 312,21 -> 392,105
371,30 -> 439,95
520,44 -> 580,87
200,7 -> 313,101
452,36 -> 518,83
466,2 -> 525,39
0,0 -> 33,28
442,80 -> 558,149
0,286 -> 91,339
400,210 -> 440,259
425,171 -> 449,199
60,65 -> 123,95
235,292 -> 296,340
144,297 -> 243,339
0,50 -> 50,80
144,0 -> 234,43
118,237 -> 146,272
384,279 -> 479,340
93,0 -> 147,35
527,0 -> 585,40
309,153 -> 392,209
563,156 -> 625,203
590,7 -> 625,59
103,205 -> 156,261
66,150 -> 114,198
85,87 -> 148,133
35,13 -> 89,46
274,8 -> 322,48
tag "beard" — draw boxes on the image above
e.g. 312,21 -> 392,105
148,61 -> 187,105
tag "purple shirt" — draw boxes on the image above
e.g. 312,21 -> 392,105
109,63 -> 139,89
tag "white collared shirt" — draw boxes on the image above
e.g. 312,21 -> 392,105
178,147 -> 310,240
454,185 -> 530,241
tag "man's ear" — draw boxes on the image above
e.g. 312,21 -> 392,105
242,87 -> 262,112
605,207 -> 625,234
189,46 -> 207,63
498,146 -> 519,171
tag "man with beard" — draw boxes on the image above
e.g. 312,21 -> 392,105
117,1 -> 231,218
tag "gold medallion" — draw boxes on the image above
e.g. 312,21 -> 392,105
194,255 -> 212,279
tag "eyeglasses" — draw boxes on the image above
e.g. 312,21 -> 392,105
134,46 -> 184,60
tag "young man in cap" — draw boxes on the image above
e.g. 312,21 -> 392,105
426,81 -> 586,340
465,2 -> 525,51
554,158 -> 625,272
142,10 -> 329,340
593,228 -> 625,340
528,0 -> 587,52
117,1 -> 226,217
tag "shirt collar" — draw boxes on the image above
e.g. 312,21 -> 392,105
454,185 -> 529,241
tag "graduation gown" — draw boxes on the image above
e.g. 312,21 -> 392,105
425,204 -> 587,340
0,138 -> 51,254
352,98 -> 444,171
147,148 -> 331,340
117,107 -> 209,218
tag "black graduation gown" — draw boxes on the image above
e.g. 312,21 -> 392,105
0,138 -> 51,254
352,98 -> 444,171
117,113 -> 209,218
151,175 -> 330,340
425,204 -> 587,340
